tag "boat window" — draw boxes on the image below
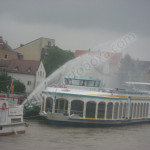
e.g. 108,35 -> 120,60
65,78 -> 72,85
72,79 -> 83,86
65,78 -> 84,86
84,80 -> 95,87
46,97 -> 53,112
65,78 -> 100,87
65,78 -> 69,85
95,81 -> 100,87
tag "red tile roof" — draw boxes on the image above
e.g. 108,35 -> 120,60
101,51 -> 122,64
75,50 -> 122,64
0,37 -> 5,45
74,50 -> 88,57
0,60 -> 40,75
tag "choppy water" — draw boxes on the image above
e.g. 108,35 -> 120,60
1,119 -> 150,150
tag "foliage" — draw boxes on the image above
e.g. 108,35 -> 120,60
14,80 -> 26,94
117,54 -> 138,87
44,46 -> 74,76
0,73 -> 26,94
0,73 -> 11,93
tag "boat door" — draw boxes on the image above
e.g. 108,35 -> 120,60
0,110 -> 6,123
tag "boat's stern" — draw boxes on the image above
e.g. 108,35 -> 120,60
0,97 -> 26,135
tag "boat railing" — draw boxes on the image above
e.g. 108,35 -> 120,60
0,94 -> 25,107
53,109 -> 69,116
46,108 -> 52,113
66,85 -> 100,92
100,88 -> 150,95
70,110 -> 83,117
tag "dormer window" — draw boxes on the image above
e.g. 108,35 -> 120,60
48,41 -> 51,47
14,66 -> 19,71
4,54 -> 8,60
27,67 -> 32,72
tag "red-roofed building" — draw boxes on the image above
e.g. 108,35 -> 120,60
100,51 -> 122,73
0,36 -> 5,45
0,60 -> 46,93
74,50 -> 88,57
75,50 -> 122,73
0,36 -> 23,60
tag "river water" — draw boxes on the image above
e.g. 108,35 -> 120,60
1,119 -> 150,150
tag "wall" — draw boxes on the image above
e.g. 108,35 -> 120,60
35,62 -> 46,88
0,49 -> 18,60
8,72 -> 35,94
15,38 -> 55,61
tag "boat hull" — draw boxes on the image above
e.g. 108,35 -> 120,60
45,113 -> 150,127
48,118 -> 150,127
0,123 -> 26,135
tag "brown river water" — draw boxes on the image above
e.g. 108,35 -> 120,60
0,119 -> 150,150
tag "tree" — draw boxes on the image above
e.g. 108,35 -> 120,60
0,73 -> 11,93
117,54 -> 138,88
14,80 -> 26,94
44,46 -> 74,76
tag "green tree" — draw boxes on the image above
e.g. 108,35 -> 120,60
0,73 -> 11,93
117,54 -> 137,87
44,46 -> 74,76
14,80 -> 26,94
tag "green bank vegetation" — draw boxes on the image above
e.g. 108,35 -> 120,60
43,46 -> 74,76
0,73 -> 25,94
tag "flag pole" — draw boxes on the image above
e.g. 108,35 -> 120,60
11,80 -> 14,96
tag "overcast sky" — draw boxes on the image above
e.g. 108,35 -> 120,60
0,0 -> 150,60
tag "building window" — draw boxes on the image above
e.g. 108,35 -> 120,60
4,54 -> 8,60
40,71 -> 42,77
27,67 -> 32,72
14,66 -> 19,71
27,81 -> 31,85
48,42 -> 51,47
0,67 -> 6,73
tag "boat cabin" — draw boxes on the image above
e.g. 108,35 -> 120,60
64,76 -> 101,91
0,94 -> 26,135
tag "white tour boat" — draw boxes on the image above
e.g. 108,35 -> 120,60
0,95 -> 26,135
40,76 -> 150,126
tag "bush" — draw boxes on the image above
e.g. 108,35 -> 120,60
0,73 -> 11,93
14,80 -> 26,94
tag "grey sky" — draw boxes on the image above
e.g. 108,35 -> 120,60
0,0 -> 150,60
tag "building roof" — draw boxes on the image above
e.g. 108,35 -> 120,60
75,50 -> 122,64
101,51 -> 122,64
0,60 -> 40,75
74,50 -> 89,57
0,37 -> 12,51
0,37 -> 5,45
14,37 -> 55,50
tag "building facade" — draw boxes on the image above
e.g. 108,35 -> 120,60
15,37 -> 55,61
0,60 -> 46,94
0,36 -> 22,60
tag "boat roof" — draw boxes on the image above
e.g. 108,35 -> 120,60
126,81 -> 150,85
65,76 -> 101,82
42,87 -> 150,101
